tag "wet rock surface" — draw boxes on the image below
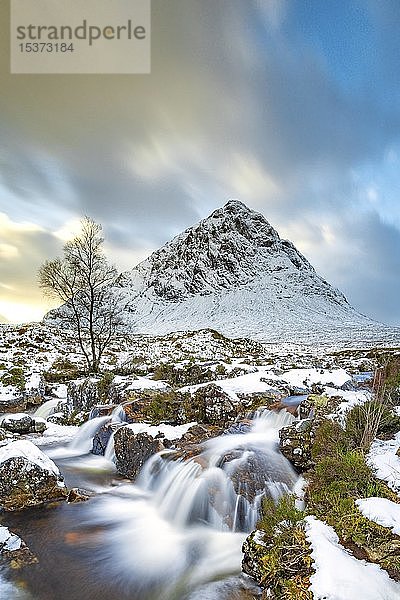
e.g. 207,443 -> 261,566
114,427 -> 165,479
88,404 -> 116,419
91,422 -> 114,456
66,487 -> 94,503
0,440 -> 67,511
0,526 -> 38,568
173,423 -> 223,459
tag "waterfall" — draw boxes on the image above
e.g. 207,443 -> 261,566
47,416 -> 111,459
47,408 -> 298,598
34,399 -> 61,419
104,430 -> 116,463
136,408 -> 297,533
69,416 -> 111,454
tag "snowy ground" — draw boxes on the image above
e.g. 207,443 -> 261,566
367,432 -> 400,494
305,516 -> 400,600
356,498 -> 400,536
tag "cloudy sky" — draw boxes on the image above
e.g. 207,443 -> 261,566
0,0 -> 400,325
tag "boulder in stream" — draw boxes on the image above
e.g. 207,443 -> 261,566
0,525 -> 38,568
114,427 -> 165,479
0,440 -> 67,511
187,384 -> 238,427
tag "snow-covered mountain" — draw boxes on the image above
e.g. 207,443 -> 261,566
115,200 -> 399,345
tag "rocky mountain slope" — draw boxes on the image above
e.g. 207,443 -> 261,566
115,200 -> 399,345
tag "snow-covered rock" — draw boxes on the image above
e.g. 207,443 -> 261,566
0,385 -> 26,414
0,413 -> 47,435
0,525 -> 37,567
24,372 -> 45,406
0,440 -> 67,510
356,498 -> 400,536
114,422 -> 197,479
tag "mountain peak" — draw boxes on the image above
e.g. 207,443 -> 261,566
119,200 -> 347,313
220,199 -> 254,213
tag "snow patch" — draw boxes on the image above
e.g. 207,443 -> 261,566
305,516 -> 400,599
0,439 -> 60,475
356,497 -> 400,535
367,432 -> 400,494
125,421 -> 197,441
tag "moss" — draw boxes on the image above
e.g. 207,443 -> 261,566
97,371 -> 114,402
152,362 -> 216,387
43,357 -> 81,383
308,394 -> 329,408
0,367 -> 25,390
307,419 -> 400,578
247,495 -> 313,599
142,390 -> 188,424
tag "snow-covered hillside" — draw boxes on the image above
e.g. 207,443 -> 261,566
113,200 -> 399,345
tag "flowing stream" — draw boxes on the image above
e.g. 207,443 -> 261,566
2,409 -> 298,600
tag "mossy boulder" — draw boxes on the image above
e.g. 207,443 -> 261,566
0,440 -> 67,511
184,384 -> 238,427
279,419 -> 314,471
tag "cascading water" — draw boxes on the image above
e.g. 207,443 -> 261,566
59,408 -> 299,599
46,415 -> 112,460
33,398 -> 61,419
137,409 -> 296,533
7,407 -> 298,600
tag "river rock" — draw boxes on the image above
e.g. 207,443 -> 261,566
279,418 -> 314,471
32,417 -> 47,433
0,414 -> 47,435
242,530 -> 269,584
299,394 -> 342,419
114,427 -> 165,479
0,427 -> 9,442
187,384 -> 238,427
173,423 -> 223,460
24,373 -> 46,407
91,422 -> 114,455
0,526 -> 38,568
0,440 -> 67,511
0,393 -> 26,414
67,488 -> 94,503
89,404 -> 116,419
289,385 -> 310,396
237,389 -> 286,413
67,377 -> 100,412
0,413 -> 33,434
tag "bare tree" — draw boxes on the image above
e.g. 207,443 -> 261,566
39,217 -> 122,373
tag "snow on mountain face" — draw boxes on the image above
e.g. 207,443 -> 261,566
119,200 -> 345,304
116,200 -> 399,345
